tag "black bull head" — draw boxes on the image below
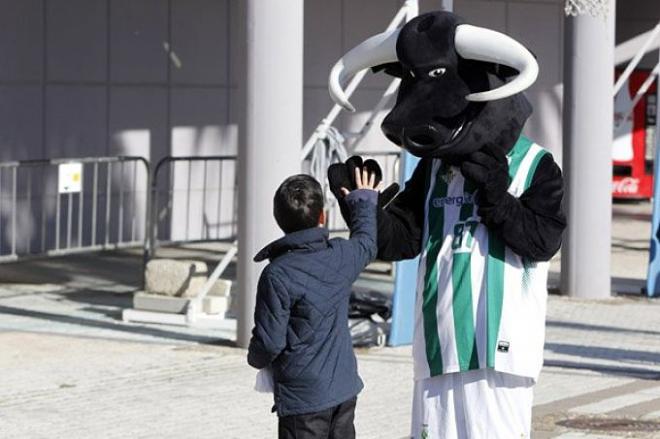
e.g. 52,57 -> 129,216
329,11 -> 539,159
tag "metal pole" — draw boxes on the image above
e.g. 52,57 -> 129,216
185,161 -> 191,240
11,167 -> 17,256
131,160 -> 137,243
646,49 -> 660,297
201,160 -> 207,239
216,161 -> 223,239
26,168 -> 31,253
237,0 -> 303,348
78,171 -> 84,247
91,162 -> 98,246
141,159 -> 152,289
118,159 -> 125,243
66,192 -> 72,249
55,192 -> 61,250
561,2 -> 616,298
105,162 -> 112,247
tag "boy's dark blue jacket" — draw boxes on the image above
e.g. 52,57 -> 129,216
247,189 -> 378,417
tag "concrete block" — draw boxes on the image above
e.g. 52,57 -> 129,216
134,292 -> 188,313
134,291 -> 228,316
145,259 -> 208,297
208,279 -> 232,297
203,296 -> 228,315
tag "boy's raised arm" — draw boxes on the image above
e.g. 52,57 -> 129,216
247,268 -> 290,369
340,168 -> 380,280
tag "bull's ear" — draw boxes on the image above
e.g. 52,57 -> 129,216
371,62 -> 405,78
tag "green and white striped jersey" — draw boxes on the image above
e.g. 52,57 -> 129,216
413,136 -> 550,382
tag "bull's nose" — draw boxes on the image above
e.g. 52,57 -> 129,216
403,126 -> 441,150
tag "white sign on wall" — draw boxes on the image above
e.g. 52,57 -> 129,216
58,163 -> 83,193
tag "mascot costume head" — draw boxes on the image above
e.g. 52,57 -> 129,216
329,10 -> 538,165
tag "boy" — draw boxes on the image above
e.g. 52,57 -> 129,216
248,169 -> 380,439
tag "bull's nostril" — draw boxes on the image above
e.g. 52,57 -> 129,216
409,134 -> 435,146
385,134 -> 402,146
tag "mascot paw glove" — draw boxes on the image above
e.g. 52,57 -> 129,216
460,148 -> 510,207
328,156 -> 400,211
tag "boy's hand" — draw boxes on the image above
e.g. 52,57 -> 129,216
340,167 -> 382,196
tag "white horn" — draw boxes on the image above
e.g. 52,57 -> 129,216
455,24 -> 538,102
329,29 -> 400,112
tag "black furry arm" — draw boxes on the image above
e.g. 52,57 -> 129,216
478,154 -> 566,262
377,159 -> 429,261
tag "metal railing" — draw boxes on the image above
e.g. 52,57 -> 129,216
0,156 -> 150,263
0,151 -> 398,266
146,156 -> 238,260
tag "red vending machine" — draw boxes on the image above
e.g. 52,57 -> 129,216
612,69 -> 658,199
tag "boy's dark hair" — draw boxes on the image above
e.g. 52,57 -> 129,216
273,174 -> 324,234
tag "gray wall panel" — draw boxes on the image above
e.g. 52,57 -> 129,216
454,1 -> 507,33
341,0 -> 399,89
303,87 -> 332,140
616,0 -> 660,70
47,0 -> 107,81
229,0 -> 246,88
171,0 -> 230,85
508,3 -> 563,89
45,85 -> 107,157
0,86 -> 42,160
617,0 -> 659,21
508,2 -> 564,159
110,0 -> 168,83
0,0 -> 43,81
109,86 -> 168,161
304,0 -> 342,88
170,87 -> 230,156
340,88 -> 397,153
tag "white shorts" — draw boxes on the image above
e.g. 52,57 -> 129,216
411,369 -> 534,439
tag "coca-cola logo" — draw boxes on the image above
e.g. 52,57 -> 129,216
612,177 -> 640,194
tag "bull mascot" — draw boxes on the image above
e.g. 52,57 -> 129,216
327,11 -> 565,439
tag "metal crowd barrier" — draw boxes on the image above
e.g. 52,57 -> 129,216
0,152 -> 398,265
0,156 -> 150,263
146,156 -> 238,260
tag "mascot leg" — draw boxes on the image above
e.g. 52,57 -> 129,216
411,370 -> 534,439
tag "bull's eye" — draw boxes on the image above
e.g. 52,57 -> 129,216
428,68 -> 446,78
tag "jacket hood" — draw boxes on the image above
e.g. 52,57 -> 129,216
254,227 -> 329,262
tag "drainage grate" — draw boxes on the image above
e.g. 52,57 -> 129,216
557,417 -> 660,433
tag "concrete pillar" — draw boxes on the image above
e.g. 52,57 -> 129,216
561,2 -> 616,298
237,0 -> 303,347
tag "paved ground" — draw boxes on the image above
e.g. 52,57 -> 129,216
1,201 -> 659,438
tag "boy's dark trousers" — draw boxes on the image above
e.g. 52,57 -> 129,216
278,397 -> 357,439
